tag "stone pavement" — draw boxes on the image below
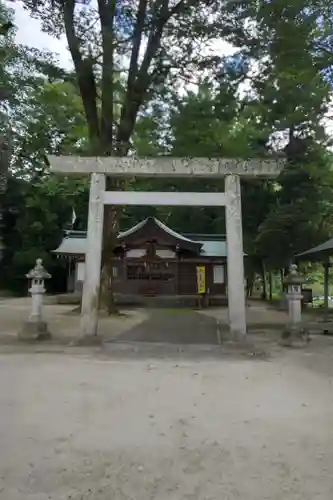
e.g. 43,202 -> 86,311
110,309 -> 219,345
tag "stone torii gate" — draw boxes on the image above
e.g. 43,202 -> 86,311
49,156 -> 284,339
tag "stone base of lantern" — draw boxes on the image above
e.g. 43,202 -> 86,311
280,323 -> 310,347
19,320 -> 52,341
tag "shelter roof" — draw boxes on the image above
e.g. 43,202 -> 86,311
297,239 -> 333,261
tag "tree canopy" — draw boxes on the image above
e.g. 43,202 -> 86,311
1,0 -> 333,301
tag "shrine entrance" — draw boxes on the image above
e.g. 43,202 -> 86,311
49,156 -> 284,339
126,260 -> 176,296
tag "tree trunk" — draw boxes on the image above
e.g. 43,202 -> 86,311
100,259 -> 118,314
246,272 -> 255,298
100,178 -> 121,315
283,266 -> 289,294
260,260 -> 267,300
0,130 -> 11,265
62,0 -> 184,317
268,270 -> 273,301
280,268 -> 284,292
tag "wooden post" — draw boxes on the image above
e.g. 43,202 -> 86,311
225,174 -> 246,338
80,173 -> 105,336
323,261 -> 330,323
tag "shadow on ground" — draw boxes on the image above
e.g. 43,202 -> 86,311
108,309 -> 220,345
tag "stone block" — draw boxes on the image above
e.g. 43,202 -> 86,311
19,320 -> 51,341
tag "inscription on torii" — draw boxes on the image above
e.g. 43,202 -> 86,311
48,155 -> 284,178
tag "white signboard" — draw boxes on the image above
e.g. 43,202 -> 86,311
213,265 -> 225,284
126,249 -> 146,258
76,262 -> 85,282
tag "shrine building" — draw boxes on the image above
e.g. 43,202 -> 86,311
53,216 -> 228,298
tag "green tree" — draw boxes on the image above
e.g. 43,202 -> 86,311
1,173 -> 89,292
256,142 -> 333,270
228,0 -> 333,285
1,2 -> 90,288
12,80 -> 88,178
159,82 -> 276,235
21,0 -> 260,316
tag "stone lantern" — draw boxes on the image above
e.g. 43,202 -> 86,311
19,258 -> 52,340
282,264 -> 308,344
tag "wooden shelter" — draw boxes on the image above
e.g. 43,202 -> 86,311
297,239 -> 333,321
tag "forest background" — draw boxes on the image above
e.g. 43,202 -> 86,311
1,0 -> 333,299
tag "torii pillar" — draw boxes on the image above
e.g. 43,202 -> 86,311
48,156 -> 284,339
225,174 -> 247,338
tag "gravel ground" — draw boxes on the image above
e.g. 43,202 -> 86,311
0,298 -> 147,344
1,350 -> 333,499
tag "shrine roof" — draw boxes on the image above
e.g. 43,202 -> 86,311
117,217 -> 198,244
54,237 -> 87,255
53,237 -> 227,258
53,217 -> 229,257
199,240 -> 227,257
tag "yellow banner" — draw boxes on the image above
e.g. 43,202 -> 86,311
196,266 -> 206,294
